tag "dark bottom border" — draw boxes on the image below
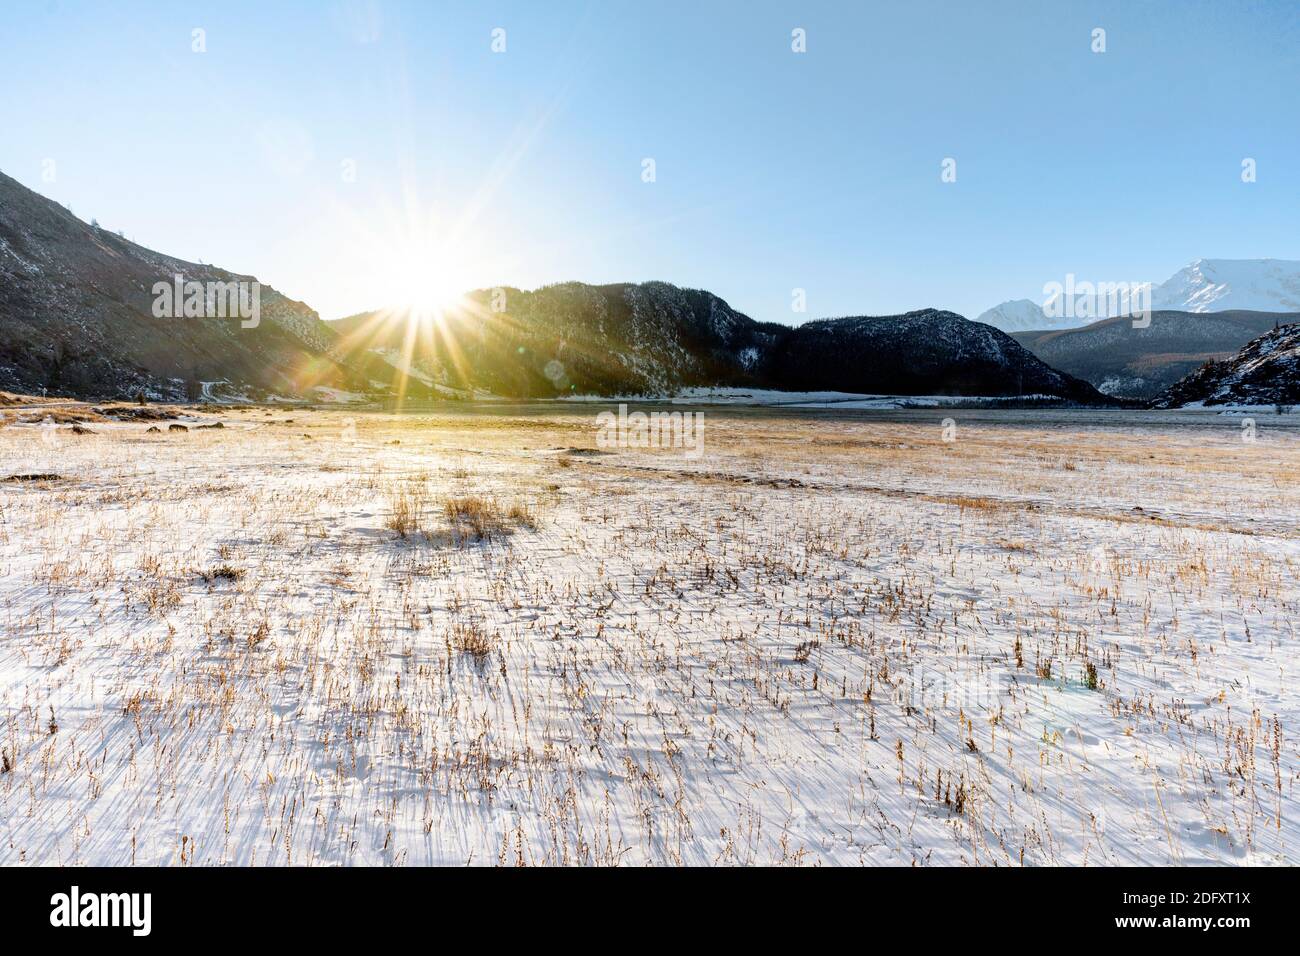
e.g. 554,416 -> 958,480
0,866 -> 1277,941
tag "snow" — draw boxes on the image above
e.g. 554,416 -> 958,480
368,347 -> 435,387
1153,258 -> 1300,314
975,298 -> 1056,332
978,258 -> 1300,333
559,387 -> 889,405
670,387 -> 883,405
1097,377 -> 1147,397
563,388 -> 1000,407
1,406 -> 1297,865
309,386 -> 368,404
1173,402 -> 1299,414
790,394 -> 1061,409
561,389 -> 1069,409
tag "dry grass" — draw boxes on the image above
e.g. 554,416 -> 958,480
505,500 -> 538,529
386,483 -> 430,538
0,393 -> 30,406
200,564 -> 243,583
444,495 -> 537,540
449,621 -> 496,662
2,472 -> 62,483
14,407 -> 110,425
385,486 -> 538,542
946,495 -> 1001,511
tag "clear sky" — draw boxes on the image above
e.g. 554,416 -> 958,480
2,0 -> 1298,322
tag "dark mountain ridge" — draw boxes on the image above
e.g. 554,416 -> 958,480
768,310 -> 1099,399
2,170 -> 1106,403
334,285 -> 1107,403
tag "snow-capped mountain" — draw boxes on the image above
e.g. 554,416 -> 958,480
1153,322 -> 1300,408
973,299 -> 1055,333
977,258 -> 1300,333
974,291 -> 1141,332
1150,258 -> 1300,313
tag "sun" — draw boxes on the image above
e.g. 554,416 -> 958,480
352,208 -> 492,334
390,268 -> 466,321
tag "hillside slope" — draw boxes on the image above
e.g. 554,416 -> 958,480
1013,310 -> 1293,399
1152,324 -> 1300,408
0,171 -> 402,400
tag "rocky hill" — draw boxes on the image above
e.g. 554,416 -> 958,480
1152,324 -> 1300,408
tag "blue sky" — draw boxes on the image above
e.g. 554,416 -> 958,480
2,0 -> 1297,321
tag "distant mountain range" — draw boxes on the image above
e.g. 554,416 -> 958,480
977,259 -> 1300,332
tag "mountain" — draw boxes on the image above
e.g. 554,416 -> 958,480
330,283 -> 785,398
975,289 -> 1152,332
977,258 -> 1300,333
974,293 -> 1121,333
332,286 -> 1107,402
1152,323 -> 1300,408
1013,310 -> 1294,399
0,170 -> 413,400
760,310 -> 1103,400
1151,258 -> 1300,313
0,170 -> 1104,404
974,299 -> 1056,333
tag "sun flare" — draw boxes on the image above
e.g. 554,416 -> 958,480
390,271 -> 466,322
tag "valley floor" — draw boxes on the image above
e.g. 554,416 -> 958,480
1,404 -> 1297,865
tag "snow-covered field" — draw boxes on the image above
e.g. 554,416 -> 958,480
1,405 -> 1297,866
562,386 -> 979,407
